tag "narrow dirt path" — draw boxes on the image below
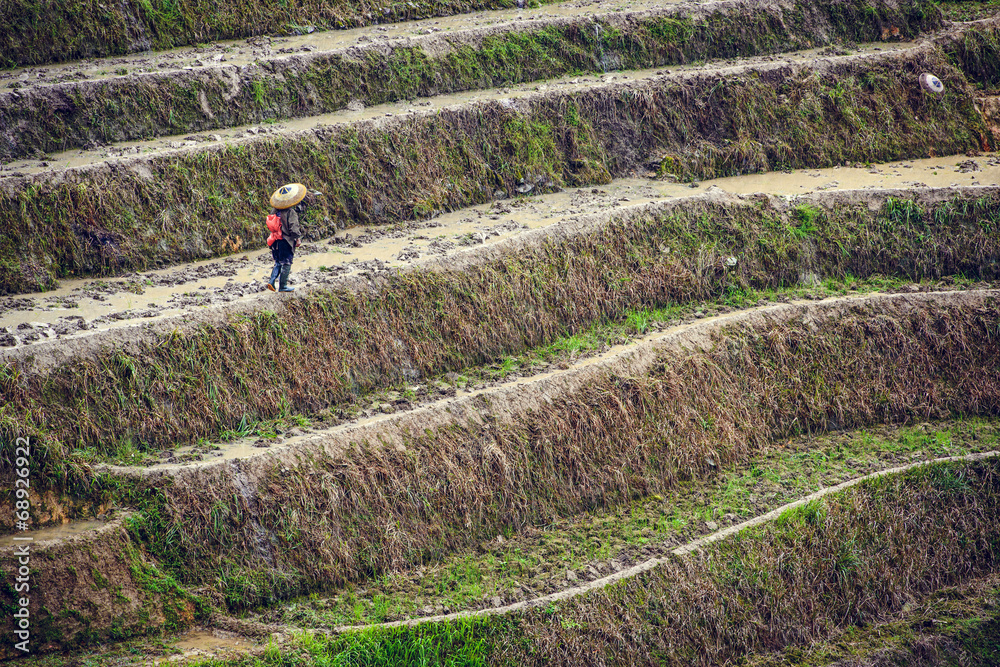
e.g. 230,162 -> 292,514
0,0 -> 690,89
89,288 -> 998,477
0,40 -> 915,178
344,452 -> 1000,629
4,0 -> 936,162
203,450 -> 999,643
2,153 -> 995,354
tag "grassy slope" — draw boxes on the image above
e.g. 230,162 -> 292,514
0,0 -> 942,69
93,273 -> 990,468
942,20 -> 1000,94
80,289 -> 1000,618
185,455 -> 1000,666
2,195 -> 996,617
9,276 -> 994,652
0,0 -> 532,69
1,192 -> 997,489
1,40 -> 990,294
0,0 -> 943,160
259,419 -> 1000,628
938,0 -> 1000,22
8,422 -> 1000,661
745,573 -> 1000,665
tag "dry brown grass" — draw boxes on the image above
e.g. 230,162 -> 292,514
176,458 -> 1000,666
500,458 -> 1000,666
0,42 -> 989,293
129,296 -> 1000,607
3,191 -> 998,498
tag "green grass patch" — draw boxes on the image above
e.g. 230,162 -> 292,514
248,418 -> 1000,629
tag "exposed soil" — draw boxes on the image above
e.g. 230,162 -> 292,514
246,420 -> 1000,630
1,155 -> 997,355
0,0 -> 940,161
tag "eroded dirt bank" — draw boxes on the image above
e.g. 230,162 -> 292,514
0,517 -> 206,656
2,184 -> 998,494
0,0 -> 942,161
2,154 -> 996,352
0,32 -> 993,295
6,290 -> 977,648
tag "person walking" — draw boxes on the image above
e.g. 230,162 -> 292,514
266,183 -> 306,292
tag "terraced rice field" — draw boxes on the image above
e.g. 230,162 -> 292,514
1,0 -> 999,664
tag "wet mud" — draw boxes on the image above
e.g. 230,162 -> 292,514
1,152 -> 995,350
0,518 -> 108,548
157,629 -> 258,663
0,41 -> 913,176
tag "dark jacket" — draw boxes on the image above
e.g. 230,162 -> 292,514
274,207 -> 302,248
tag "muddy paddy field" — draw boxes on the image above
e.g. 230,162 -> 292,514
2,0 -> 1000,664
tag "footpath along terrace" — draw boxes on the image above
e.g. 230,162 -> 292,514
1,0 -> 1000,663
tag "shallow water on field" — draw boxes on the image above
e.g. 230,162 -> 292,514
0,0 -> 702,91
148,630 -> 257,664
1,41 -> 911,176
0,151 -> 996,348
0,519 -> 107,548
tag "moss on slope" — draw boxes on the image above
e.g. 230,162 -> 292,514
0,0 -> 944,160
1,44 -> 989,293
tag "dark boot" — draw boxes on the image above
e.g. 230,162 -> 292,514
278,264 -> 295,292
266,263 -> 281,291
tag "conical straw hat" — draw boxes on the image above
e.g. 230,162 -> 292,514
270,183 -> 307,209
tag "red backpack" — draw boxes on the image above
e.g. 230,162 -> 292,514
266,213 -> 283,246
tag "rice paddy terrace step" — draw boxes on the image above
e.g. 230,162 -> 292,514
1,179 -> 997,464
1,157 -> 996,356
1,0 -> 946,72
0,0 -> 944,161
245,452 -> 1000,667
16,452 -> 1000,663
2,26 -> 997,296
0,0 -> 562,69
3,289 -> 999,654
1,0 -> 998,658
318,451 -> 1000,634
240,419 -> 1000,635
